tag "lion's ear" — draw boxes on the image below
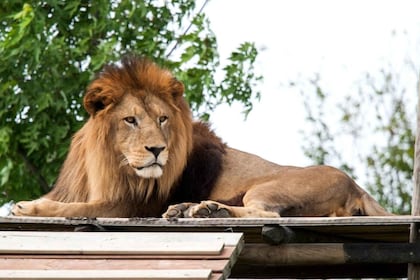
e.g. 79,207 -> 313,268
83,87 -> 114,116
171,78 -> 185,99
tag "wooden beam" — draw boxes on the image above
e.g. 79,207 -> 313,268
231,263 -> 407,279
408,73 -> 420,279
261,225 -> 355,244
240,243 -> 345,265
3,215 -> 420,228
239,243 -> 420,266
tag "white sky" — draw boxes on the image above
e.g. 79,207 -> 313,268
205,0 -> 420,166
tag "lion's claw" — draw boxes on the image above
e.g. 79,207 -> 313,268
11,199 -> 50,216
11,201 -> 32,216
11,203 -> 24,215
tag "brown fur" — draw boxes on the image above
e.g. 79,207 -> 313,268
12,56 -> 392,218
13,56 -> 192,217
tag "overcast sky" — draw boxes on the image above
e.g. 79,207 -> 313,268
205,0 -> 420,167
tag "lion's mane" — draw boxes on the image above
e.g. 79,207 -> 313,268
45,56 -> 221,217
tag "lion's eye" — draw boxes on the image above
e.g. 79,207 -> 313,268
158,116 -> 168,125
124,116 -> 137,125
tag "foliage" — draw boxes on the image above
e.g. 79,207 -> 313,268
296,69 -> 415,214
0,1 -> 261,204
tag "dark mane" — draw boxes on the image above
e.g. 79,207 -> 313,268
168,122 -> 226,204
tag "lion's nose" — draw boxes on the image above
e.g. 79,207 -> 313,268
145,146 -> 165,158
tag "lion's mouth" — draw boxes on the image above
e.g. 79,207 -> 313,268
135,162 -> 163,170
132,162 -> 164,178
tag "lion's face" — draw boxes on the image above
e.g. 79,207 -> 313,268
81,57 -> 193,201
113,93 -> 172,178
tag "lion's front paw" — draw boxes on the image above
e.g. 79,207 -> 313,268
11,200 -> 40,216
163,201 -> 233,218
163,202 -> 197,218
190,201 -> 233,218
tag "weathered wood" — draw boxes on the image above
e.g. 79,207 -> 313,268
239,243 -> 346,265
1,217 -> 420,278
0,269 -> 212,280
0,231 -> 242,246
1,215 -> 420,228
239,243 -> 420,266
231,263 -> 407,279
409,74 -> 420,280
345,243 -> 420,263
0,232 -> 225,255
0,246 -> 236,260
261,225 -> 357,244
0,231 -> 243,280
0,232 -> 244,255
0,216 -> 416,244
0,258 -> 229,272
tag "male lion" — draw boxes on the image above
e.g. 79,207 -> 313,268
12,55 -> 391,218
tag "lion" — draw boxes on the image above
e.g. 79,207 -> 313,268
12,55 -> 391,218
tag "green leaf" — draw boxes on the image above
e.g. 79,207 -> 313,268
0,0 -> 262,203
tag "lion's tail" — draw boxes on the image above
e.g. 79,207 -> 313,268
360,192 -> 394,216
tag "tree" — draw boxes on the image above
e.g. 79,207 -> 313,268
0,1 -> 261,205
295,65 -> 416,214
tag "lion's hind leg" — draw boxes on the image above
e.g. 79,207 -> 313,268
163,200 -> 280,218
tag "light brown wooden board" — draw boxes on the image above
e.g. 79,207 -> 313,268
0,232 -> 240,255
0,258 -> 229,272
0,269 -> 212,280
0,231 -> 244,280
0,246 -> 236,260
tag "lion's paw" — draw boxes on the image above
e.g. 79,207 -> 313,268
190,201 -> 233,218
163,201 -> 233,218
163,202 -> 198,218
11,200 -> 40,216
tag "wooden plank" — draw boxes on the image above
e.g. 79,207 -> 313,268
2,216 -> 420,228
0,246 -> 237,260
0,258 -> 229,272
208,273 -> 222,280
0,232 -> 225,255
0,241 -> 223,255
0,269 -> 212,280
0,231 -> 242,247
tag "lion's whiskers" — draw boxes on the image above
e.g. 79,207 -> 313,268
119,156 -> 130,168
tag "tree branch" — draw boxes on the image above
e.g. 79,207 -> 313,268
165,0 -> 210,58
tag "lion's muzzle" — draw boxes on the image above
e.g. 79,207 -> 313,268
134,163 -> 164,178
